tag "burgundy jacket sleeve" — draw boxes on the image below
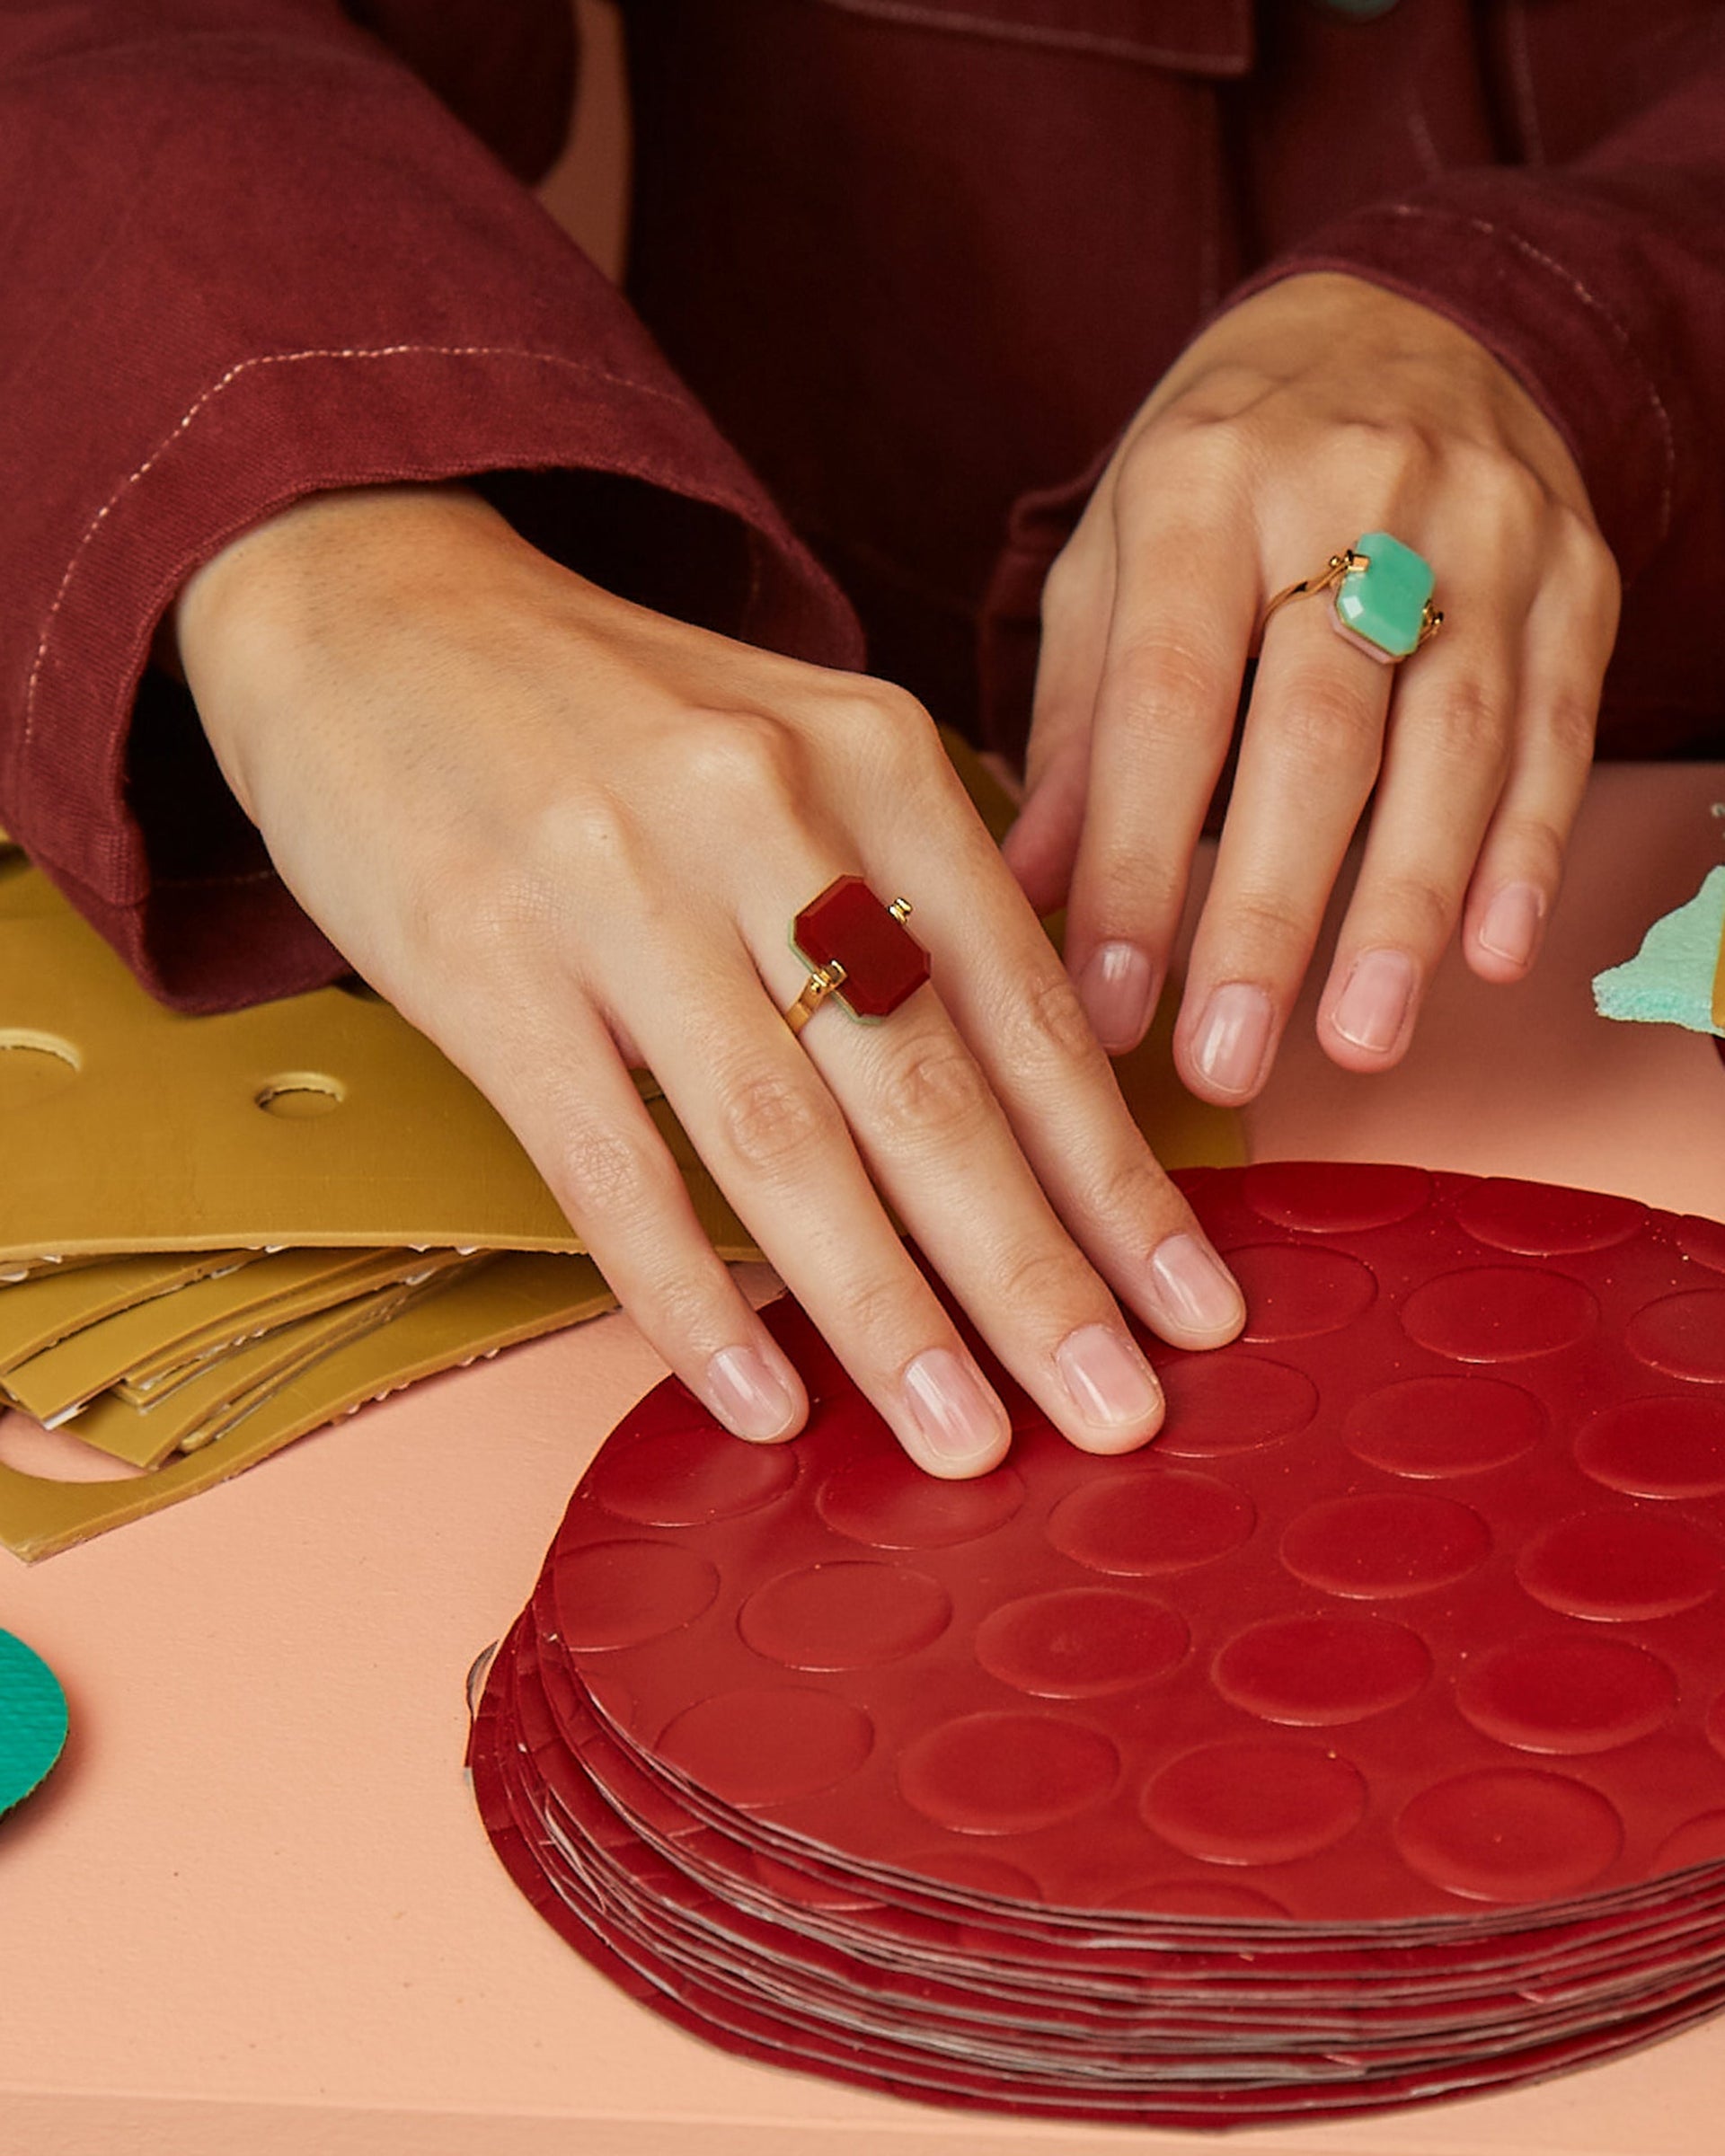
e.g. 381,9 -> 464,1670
1239,19 -> 1725,757
0,0 -> 859,1011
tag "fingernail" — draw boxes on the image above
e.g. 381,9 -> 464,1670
1078,941 -> 1157,1054
705,1345 -> 798,1442
1191,983 -> 1274,1097
902,1348 -> 1009,1466
1148,1233 -> 1244,1338
1055,1323 -> 1163,1433
1332,949 -> 1417,1055
1478,882 -> 1544,968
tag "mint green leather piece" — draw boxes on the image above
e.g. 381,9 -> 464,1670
1334,532 -> 1434,658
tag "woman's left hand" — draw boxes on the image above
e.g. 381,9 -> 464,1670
1003,271 -> 1620,1100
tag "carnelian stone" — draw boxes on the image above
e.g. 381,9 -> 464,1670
792,875 -> 929,1021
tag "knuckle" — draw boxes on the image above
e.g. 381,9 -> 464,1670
1007,970 -> 1110,1074
1539,687 -> 1600,770
1216,887 -> 1313,968
674,703 -> 807,806
1269,677 -> 1384,776
824,678 -> 941,788
1128,410 -> 1255,499
1093,1145 -> 1181,1234
868,684 -> 942,773
992,1239 -> 1099,1328
1452,442 -> 1545,527
1374,869 -> 1457,950
827,1264 -> 937,1369
1110,632 -> 1228,748
553,1116 -> 665,1236
1492,809 -> 1566,888
712,1057 -> 838,1180
1430,678 -> 1511,776
871,1031 -> 994,1150
1333,413 -> 1431,488
1561,517 -> 1622,616
638,1261 -> 731,1348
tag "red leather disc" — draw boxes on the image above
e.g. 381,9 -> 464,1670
473,1164 -> 1725,2126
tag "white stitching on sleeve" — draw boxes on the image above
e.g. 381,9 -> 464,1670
23,341 -> 684,745
1382,204 -> 1675,545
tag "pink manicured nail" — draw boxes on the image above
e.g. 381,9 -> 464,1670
902,1348 -> 1009,1466
1149,1233 -> 1244,1337
1078,941 -> 1157,1054
1332,949 -> 1417,1055
705,1346 -> 798,1442
1191,983 -> 1274,1097
1056,1324 -> 1163,1431
1478,883 -> 1544,968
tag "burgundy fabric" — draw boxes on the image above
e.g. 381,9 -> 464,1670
2,0 -> 1721,1010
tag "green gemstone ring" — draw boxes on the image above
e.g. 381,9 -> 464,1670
1259,533 -> 1442,664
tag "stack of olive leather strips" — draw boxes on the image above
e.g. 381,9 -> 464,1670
0,841 -> 756,1559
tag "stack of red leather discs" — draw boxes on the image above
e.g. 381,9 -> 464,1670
472,1163 -> 1725,2127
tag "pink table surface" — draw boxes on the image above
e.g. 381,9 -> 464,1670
1,764 -> 1721,2156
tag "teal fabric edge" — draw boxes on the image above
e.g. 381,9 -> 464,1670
0,1628 -> 68,1816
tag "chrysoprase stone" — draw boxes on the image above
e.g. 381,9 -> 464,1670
1334,533 -> 1434,658
792,876 -> 930,1021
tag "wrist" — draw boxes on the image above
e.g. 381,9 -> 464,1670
171,482 -> 515,810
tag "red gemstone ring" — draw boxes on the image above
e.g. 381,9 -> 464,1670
783,876 -> 931,1035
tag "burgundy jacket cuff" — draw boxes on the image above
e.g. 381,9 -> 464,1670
0,9 -> 860,1011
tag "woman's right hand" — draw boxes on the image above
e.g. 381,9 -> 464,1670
174,482 -> 1244,1478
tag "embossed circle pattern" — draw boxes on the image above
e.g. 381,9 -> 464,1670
1655,1813 -> 1725,1874
1676,1216 -> 1725,1275
1575,1396 -> 1725,1498
1343,1375 -> 1545,1479
589,1425 -> 799,1525
1279,1493 -> 1491,1598
1241,1161 -> 1432,1233
656,1687 -> 874,1805
1393,1770 -> 1623,1902
1454,1636 -> 1678,1754
550,1540 -> 720,1650
1517,1511 -> 1722,1621
1401,1266 -> 1597,1362
1140,1742 -> 1367,1865
473,1165 -> 1725,2130
1625,1292 -> 1725,1383
898,1712 -> 1120,1833
1048,1469 -> 1255,1576
816,1454 -> 1025,1548
975,1588 -> 1187,1698
1454,1179 -> 1645,1254
738,1560 -> 951,1670
1154,1356 -> 1320,1457
1227,1244 -> 1378,1340
1211,1615 -> 1430,1725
